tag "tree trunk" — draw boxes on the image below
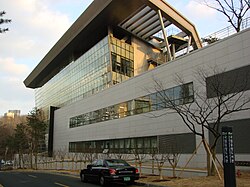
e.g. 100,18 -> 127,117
139,162 -> 142,177
159,167 -> 163,180
18,151 -> 22,168
202,139 -> 211,176
30,152 -> 33,169
34,152 -> 38,170
210,147 -> 217,176
80,160 -> 82,170
152,159 -> 155,174
173,166 -> 176,178
21,154 -> 25,169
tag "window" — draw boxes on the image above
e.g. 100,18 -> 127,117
174,86 -> 182,105
135,97 -> 150,114
125,139 -> 130,149
137,138 -> 143,149
69,83 -> 194,128
106,159 -> 129,166
110,36 -> 134,86
206,65 -> 250,98
96,160 -> 103,167
91,160 -> 98,166
36,36 -> 111,120
69,136 -> 158,154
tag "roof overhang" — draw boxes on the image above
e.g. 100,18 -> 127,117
24,0 -> 202,88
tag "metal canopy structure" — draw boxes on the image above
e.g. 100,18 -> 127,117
119,5 -> 172,41
24,0 -> 202,89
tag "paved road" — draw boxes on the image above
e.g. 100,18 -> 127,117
0,171 -> 143,187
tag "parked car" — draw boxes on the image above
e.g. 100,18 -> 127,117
80,159 -> 139,186
5,160 -> 13,166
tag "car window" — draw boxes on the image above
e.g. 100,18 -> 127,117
91,160 -> 98,166
105,159 -> 130,167
96,160 -> 103,166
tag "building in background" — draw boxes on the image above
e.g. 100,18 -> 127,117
1,110 -> 26,130
4,110 -> 21,119
24,0 -> 250,174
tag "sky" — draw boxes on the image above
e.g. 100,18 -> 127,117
0,0 -> 240,116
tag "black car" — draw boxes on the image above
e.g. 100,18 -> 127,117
80,159 -> 139,186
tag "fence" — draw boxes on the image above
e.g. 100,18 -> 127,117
202,17 -> 250,43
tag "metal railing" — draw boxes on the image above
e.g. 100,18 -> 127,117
202,17 -> 250,45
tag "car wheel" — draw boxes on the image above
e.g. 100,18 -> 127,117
80,173 -> 87,182
99,175 -> 106,186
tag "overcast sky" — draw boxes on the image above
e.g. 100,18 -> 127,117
0,0 -> 238,116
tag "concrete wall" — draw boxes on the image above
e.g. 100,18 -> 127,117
53,28 -> 250,169
133,37 -> 161,75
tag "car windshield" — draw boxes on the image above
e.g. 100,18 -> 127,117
106,159 -> 130,167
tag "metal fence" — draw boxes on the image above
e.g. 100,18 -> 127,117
202,17 -> 250,44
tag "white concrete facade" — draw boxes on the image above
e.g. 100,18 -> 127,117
54,28 -> 250,169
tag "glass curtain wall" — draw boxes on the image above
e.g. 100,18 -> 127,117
110,36 -> 134,85
69,82 -> 194,128
35,35 -> 134,119
35,37 -> 111,118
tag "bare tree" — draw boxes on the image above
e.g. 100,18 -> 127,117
154,153 -> 168,180
78,152 -> 92,170
71,152 -> 78,171
0,11 -> 11,33
167,152 -> 180,178
149,148 -> 158,175
162,141 -> 181,178
57,148 -> 67,170
131,149 -> 147,177
151,66 -> 250,176
80,152 -> 92,168
112,152 -> 131,161
202,0 -> 249,32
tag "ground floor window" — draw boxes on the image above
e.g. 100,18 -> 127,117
69,136 -> 157,154
69,133 -> 195,154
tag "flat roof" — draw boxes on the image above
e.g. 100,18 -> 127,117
24,0 -> 202,88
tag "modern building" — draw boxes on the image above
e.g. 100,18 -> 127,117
24,0 -> 250,172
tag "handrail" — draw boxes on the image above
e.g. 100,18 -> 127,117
202,17 -> 250,45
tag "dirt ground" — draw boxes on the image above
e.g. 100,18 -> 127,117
138,171 -> 250,187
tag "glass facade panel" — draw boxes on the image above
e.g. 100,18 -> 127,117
69,136 -> 158,154
110,36 -> 134,85
137,138 -> 143,148
35,35 -> 134,119
35,37 -> 112,118
69,82 -> 194,128
125,139 -> 130,149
